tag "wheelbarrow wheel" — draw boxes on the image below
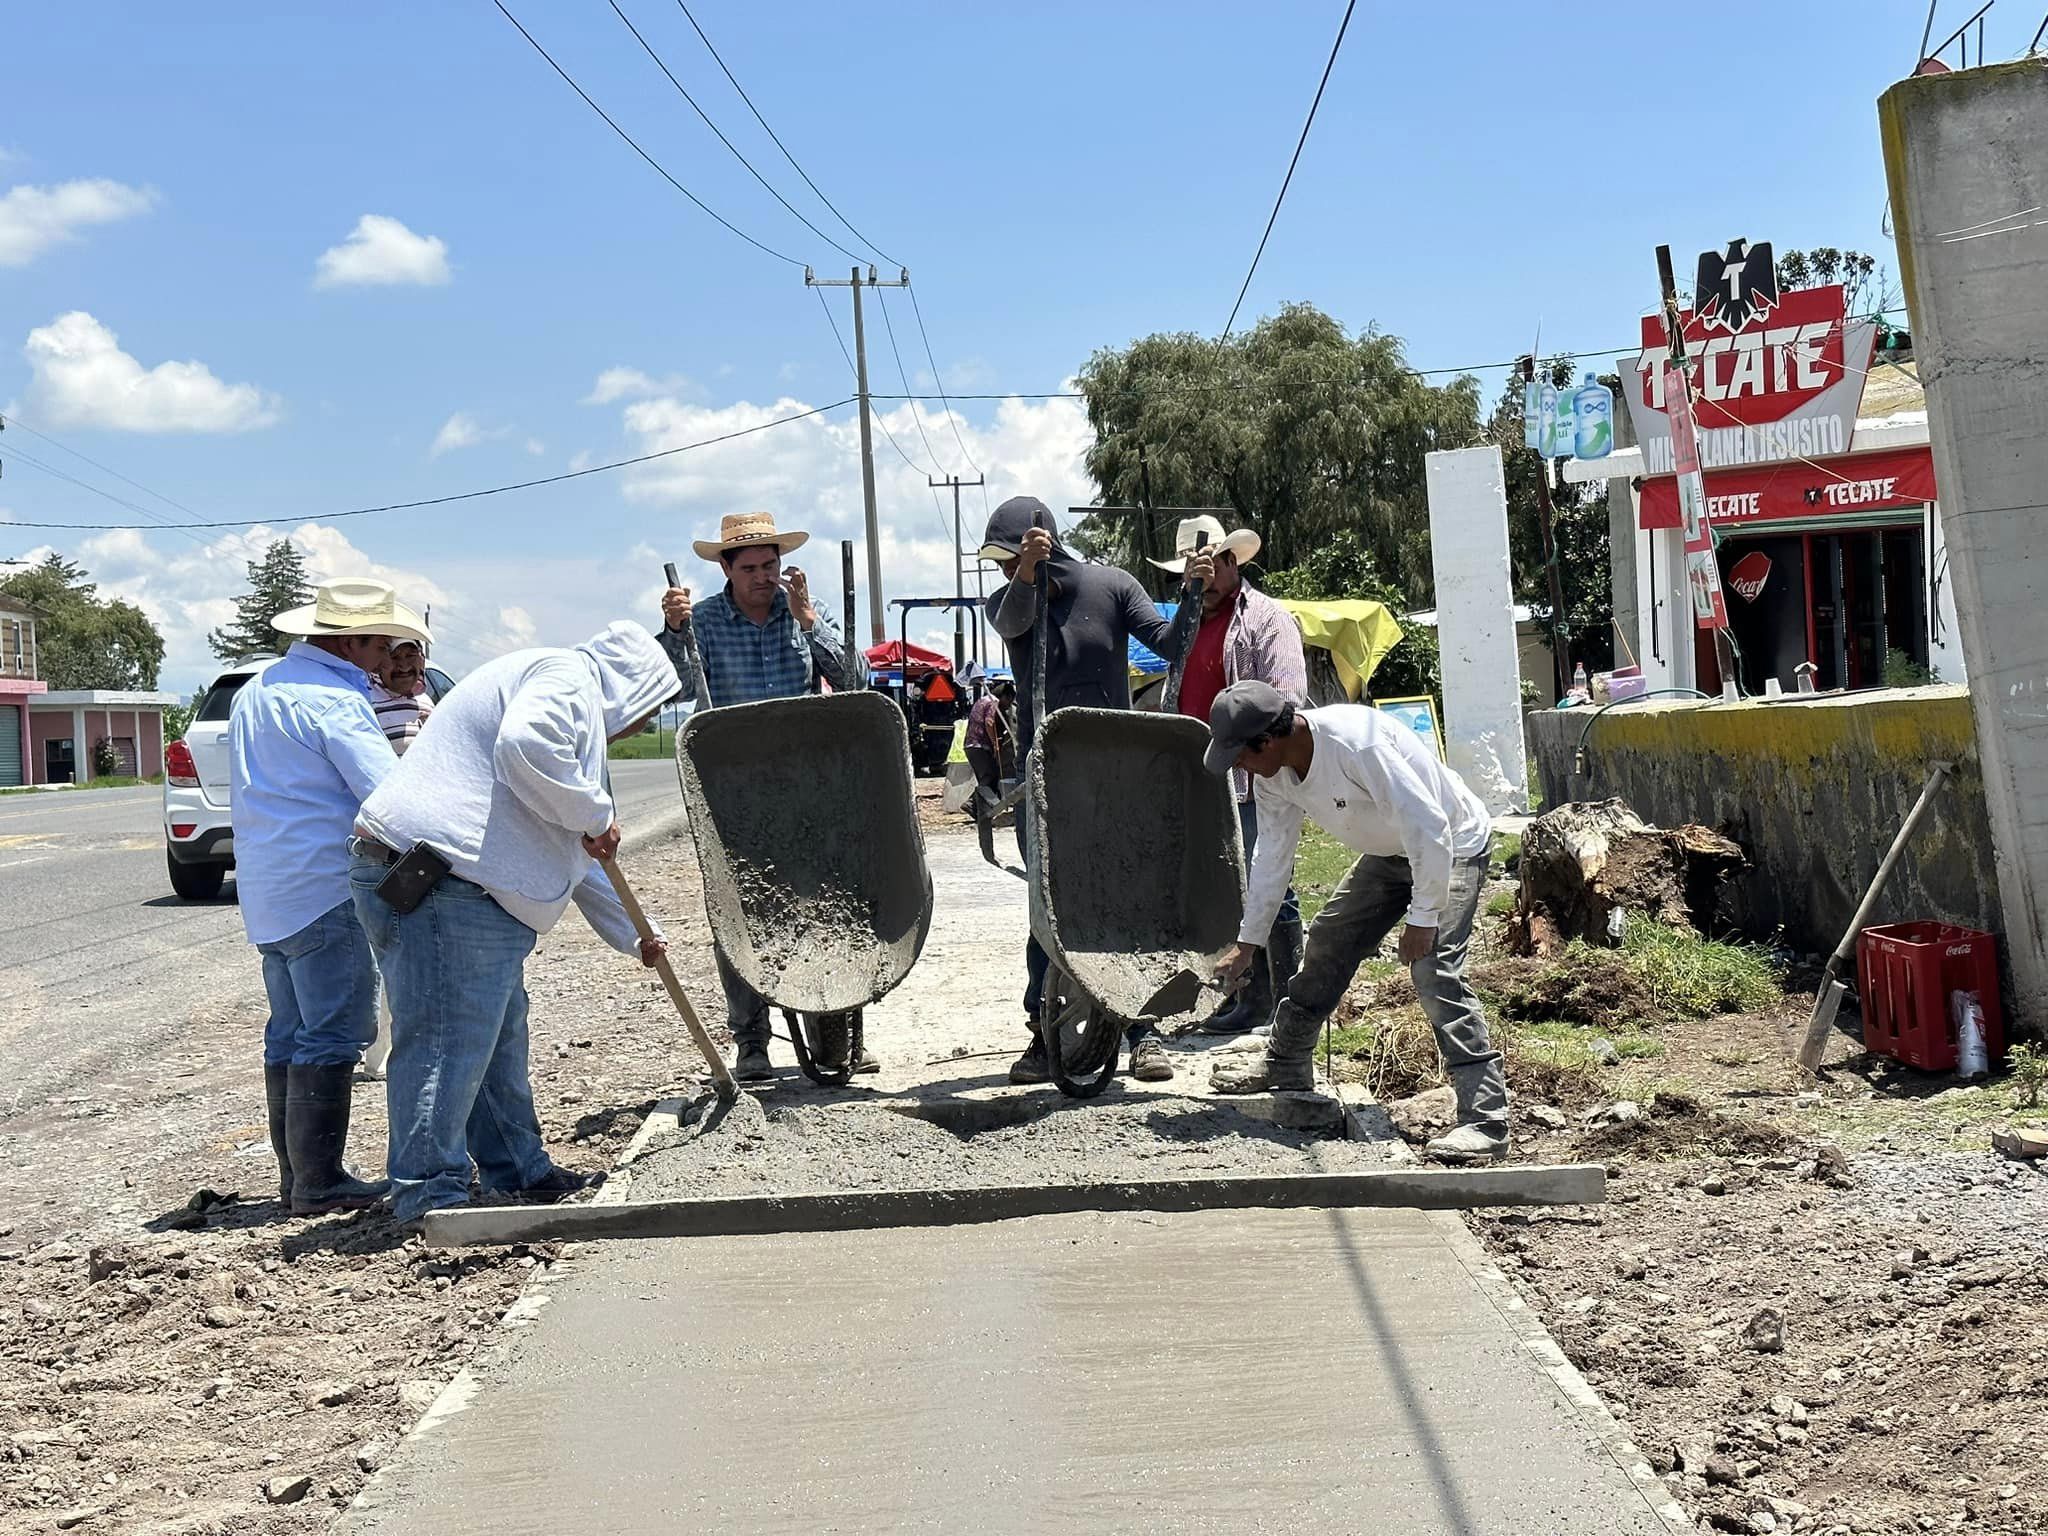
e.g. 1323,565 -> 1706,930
1039,965 -> 1118,1099
785,1008 -> 862,1089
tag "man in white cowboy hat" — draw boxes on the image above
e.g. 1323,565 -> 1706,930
229,576 -> 429,1215
658,510 -> 859,1083
1149,514 -> 1308,1038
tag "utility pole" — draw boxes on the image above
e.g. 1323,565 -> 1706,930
929,473 -> 985,670
808,264 -> 909,644
1518,355 -> 1573,703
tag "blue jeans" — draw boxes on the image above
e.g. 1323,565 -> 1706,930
257,900 -> 377,1067
1238,797 -> 1301,939
350,853 -> 552,1223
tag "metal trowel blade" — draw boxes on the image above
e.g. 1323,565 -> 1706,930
1137,966 -> 1206,1019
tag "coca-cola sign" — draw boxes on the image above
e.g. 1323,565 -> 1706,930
1728,550 -> 1773,602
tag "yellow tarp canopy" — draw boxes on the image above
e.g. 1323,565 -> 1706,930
1275,599 -> 1404,700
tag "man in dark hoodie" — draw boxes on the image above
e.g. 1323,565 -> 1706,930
978,495 -> 1203,1084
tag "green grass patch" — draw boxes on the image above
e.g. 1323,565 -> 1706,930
607,730 -> 677,760
1616,916 -> 1782,1016
1293,821 -> 1352,925
1484,889 -> 1517,919
1491,831 -> 1521,871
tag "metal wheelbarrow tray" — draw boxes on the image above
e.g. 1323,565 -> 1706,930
1027,707 -> 1244,1096
677,690 -> 934,1086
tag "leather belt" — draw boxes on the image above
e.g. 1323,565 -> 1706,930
349,834 -> 399,865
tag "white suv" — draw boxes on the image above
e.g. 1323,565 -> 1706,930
163,654 -> 453,901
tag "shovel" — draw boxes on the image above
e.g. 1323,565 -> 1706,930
597,851 -> 739,1101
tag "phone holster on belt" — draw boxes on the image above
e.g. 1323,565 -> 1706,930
375,842 -> 452,915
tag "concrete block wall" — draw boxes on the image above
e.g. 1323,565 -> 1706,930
1527,686 -> 1999,955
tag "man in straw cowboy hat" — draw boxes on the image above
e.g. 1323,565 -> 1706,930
229,576 -> 429,1214
1148,514 -> 1308,1039
657,510 -> 859,1084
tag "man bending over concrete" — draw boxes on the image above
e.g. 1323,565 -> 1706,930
351,622 -> 677,1229
1203,681 -> 1510,1164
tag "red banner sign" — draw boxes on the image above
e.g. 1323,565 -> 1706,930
1728,550 -> 1772,601
1640,445 -> 1938,530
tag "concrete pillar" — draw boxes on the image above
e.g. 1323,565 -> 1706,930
1880,58 -> 2048,1026
1425,445 -> 1528,814
1606,377 -> 1640,671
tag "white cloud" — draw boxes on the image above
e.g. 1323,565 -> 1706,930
16,311 -> 280,433
568,449 -> 595,472
313,214 -> 451,288
524,438 -> 546,457
0,178 -> 155,267
582,367 -> 688,406
430,411 -> 518,457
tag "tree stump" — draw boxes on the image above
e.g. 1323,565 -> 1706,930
1508,798 -> 1746,956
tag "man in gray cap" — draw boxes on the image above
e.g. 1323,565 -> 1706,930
1201,680 -> 1510,1164
980,494 -> 1199,1084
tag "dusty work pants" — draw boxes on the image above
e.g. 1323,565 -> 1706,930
1287,849 -> 1507,1129
716,947 -> 771,1051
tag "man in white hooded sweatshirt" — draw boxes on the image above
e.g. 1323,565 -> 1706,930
350,622 -> 680,1228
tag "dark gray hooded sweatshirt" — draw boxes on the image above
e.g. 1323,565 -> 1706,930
981,495 -> 1193,752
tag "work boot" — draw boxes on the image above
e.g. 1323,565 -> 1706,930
1008,1035 -> 1050,1084
1425,1122 -> 1510,1165
1209,999 -> 1321,1094
1195,992 -> 1253,1036
263,1063 -> 293,1204
1264,911 -> 1303,1024
284,1063 -> 390,1215
733,1041 -> 774,1082
1128,1034 -> 1175,1082
852,1047 -> 881,1075
518,1165 -> 604,1203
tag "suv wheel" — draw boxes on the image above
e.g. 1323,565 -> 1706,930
166,849 -> 226,901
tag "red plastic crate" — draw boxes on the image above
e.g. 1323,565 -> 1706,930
1857,921 -> 2003,1072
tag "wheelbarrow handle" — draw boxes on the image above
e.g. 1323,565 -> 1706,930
598,851 -> 739,1101
663,561 -> 715,710
1159,531 -> 1208,715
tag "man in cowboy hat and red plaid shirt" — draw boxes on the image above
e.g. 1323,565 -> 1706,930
1149,514 -> 1308,1039
658,511 -> 858,1083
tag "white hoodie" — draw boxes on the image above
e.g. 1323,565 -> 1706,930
357,622 -> 681,954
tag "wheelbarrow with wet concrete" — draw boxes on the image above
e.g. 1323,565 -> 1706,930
676,687 -> 934,1087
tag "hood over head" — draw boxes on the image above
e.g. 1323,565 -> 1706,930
576,621 -> 682,736
977,495 -> 1072,565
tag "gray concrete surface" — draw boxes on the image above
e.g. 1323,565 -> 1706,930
349,1206 -> 1669,1535
0,760 -> 683,1246
1881,58 -> 2048,1028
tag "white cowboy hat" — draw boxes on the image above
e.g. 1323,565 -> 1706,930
692,510 -> 810,563
272,578 -> 433,647
1148,514 -> 1261,573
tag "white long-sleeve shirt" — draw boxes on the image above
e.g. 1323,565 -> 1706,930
358,625 -> 680,956
1241,704 -> 1492,944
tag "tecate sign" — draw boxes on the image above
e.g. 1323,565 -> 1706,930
1624,240 -> 1875,476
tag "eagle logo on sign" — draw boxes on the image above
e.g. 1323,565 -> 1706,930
1695,238 -> 1780,335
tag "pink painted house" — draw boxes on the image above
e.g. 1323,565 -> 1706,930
0,597 -> 48,788
0,595 -> 176,786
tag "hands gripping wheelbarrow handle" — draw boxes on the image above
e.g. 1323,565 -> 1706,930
1158,531 -> 1208,715
663,561 -> 714,710
598,852 -> 740,1101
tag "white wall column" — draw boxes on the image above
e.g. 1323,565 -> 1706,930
1425,445 -> 1527,814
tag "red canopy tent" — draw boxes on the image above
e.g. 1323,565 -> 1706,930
863,639 -> 953,679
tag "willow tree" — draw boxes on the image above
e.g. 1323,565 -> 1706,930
1071,304 -> 1483,608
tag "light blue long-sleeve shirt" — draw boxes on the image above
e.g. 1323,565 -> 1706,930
229,641 -> 397,945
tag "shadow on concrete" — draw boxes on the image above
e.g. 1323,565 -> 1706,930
1325,1206 -> 1480,1536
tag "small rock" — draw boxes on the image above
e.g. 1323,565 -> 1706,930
308,1380 -> 357,1409
1386,1085 -> 1458,1140
201,1305 -> 244,1329
85,1247 -> 128,1284
1616,1254 -> 1648,1281
1892,1251 -> 1918,1279
397,1379 -> 443,1417
1806,1144 -> 1854,1188
1775,1424 -> 1809,1445
1701,1176 -> 1728,1196
264,1474 -> 313,1505
1747,1515 -> 1777,1535
1705,1456 -> 1742,1486
53,1507 -> 108,1530
1795,1090 -> 1821,1109
1588,1036 -> 1621,1067
1525,1103 -> 1568,1131
1744,1308 -> 1786,1354
356,1442 -> 386,1474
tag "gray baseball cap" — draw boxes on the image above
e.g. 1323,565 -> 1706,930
1203,679 -> 1290,775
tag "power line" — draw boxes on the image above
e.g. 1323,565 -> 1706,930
813,287 -> 953,543
874,286 -> 948,475
904,282 -> 987,514
672,0 -> 898,267
0,443 -> 214,548
5,399 -> 855,532
1,411 -> 213,526
605,0 -> 864,263
1219,0 -> 1358,342
491,0 -> 807,268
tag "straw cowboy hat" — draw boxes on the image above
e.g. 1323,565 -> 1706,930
272,577 -> 433,647
693,511 -> 809,562
1148,513 -> 1261,574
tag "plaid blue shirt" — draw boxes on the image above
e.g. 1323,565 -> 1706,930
660,585 -> 848,707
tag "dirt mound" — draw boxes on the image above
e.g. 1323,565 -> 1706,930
1579,1092 -> 1796,1159
1474,954 -> 1659,1026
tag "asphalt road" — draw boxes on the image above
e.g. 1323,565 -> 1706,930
0,758 -> 684,1245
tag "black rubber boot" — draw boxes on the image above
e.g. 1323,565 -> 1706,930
285,1062 -> 390,1215
1264,911 -> 1304,1024
264,1063 -> 293,1204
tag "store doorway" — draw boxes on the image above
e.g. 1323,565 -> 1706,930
1712,517 -> 1929,694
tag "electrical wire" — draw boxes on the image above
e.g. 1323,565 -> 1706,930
672,0 -> 898,267
5,399 -> 856,531
0,443 -> 213,548
606,0 -> 864,263
0,411 -> 213,525
905,282 -> 985,494
492,0 -> 807,268
1218,0 -> 1358,343
874,286 -> 948,475
812,287 -> 954,544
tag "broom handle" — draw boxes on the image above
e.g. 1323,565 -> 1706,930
598,852 -> 738,1100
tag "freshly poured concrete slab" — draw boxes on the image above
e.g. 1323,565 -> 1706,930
348,1206 -> 1669,1535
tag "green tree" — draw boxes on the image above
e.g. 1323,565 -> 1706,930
1071,304 -> 1484,608
0,554 -> 165,689
209,539 -> 312,661
1262,529 -> 1441,702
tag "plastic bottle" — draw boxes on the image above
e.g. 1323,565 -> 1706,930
1952,990 -> 1989,1079
1571,661 -> 1589,701
1572,372 -> 1614,459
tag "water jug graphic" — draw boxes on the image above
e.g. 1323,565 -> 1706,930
1522,379 -> 1544,451
1571,373 -> 1613,459
1539,379 -> 1567,457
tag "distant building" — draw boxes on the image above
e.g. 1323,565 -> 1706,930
0,595 -> 177,787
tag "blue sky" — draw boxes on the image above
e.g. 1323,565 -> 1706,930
0,0 -> 1973,691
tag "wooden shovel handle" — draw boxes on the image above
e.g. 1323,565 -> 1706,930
598,852 -> 738,1100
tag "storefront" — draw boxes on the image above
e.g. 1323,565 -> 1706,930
1564,245 -> 1959,695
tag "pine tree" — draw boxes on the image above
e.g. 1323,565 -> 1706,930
208,540 -> 313,661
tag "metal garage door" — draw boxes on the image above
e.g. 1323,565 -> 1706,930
0,705 -> 21,787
